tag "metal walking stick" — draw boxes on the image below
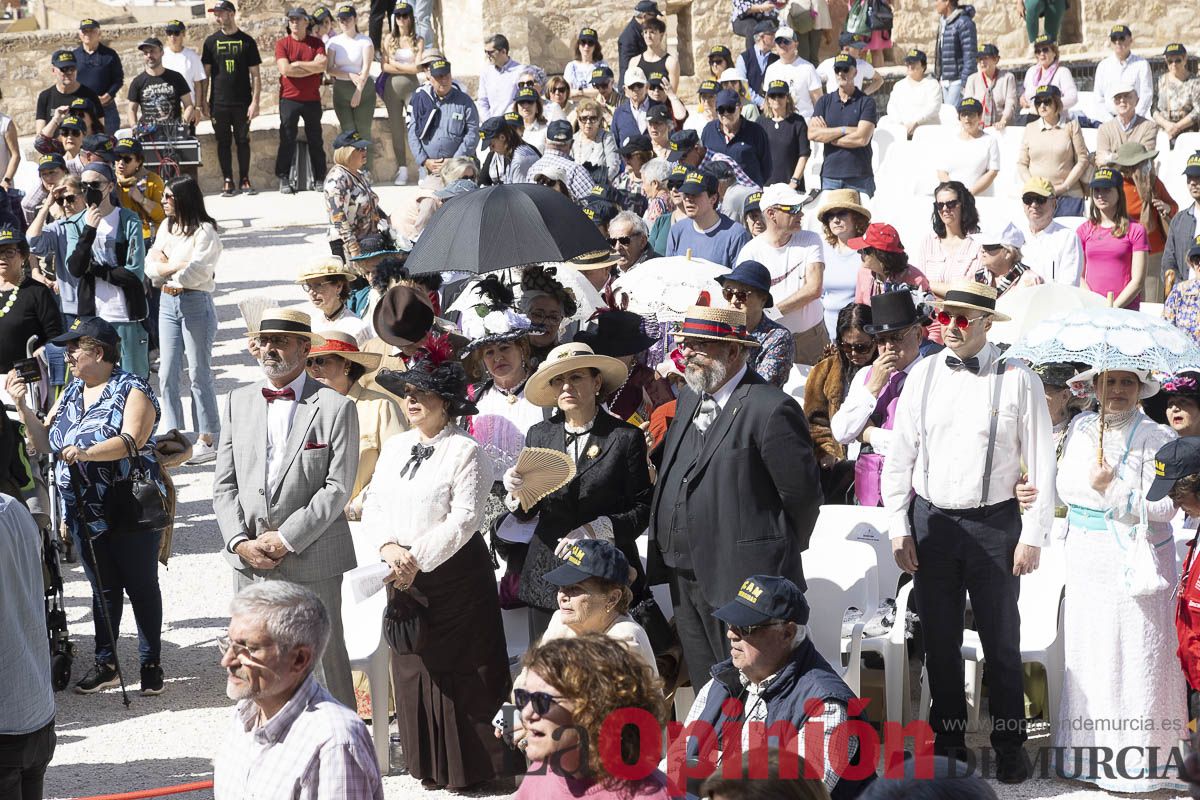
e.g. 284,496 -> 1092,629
66,461 -> 131,708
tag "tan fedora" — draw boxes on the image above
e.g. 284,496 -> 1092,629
525,342 -> 629,408
816,188 -> 872,225
309,329 -> 382,368
935,280 -> 1012,322
295,258 -> 357,284
247,308 -> 328,345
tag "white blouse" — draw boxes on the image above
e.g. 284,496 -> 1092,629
296,301 -> 373,346
361,424 -> 494,572
145,221 -> 222,292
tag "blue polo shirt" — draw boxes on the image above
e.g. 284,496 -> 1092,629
73,43 -> 124,100
701,118 -> 772,187
813,88 -> 877,180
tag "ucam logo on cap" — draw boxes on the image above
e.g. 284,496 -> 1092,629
566,544 -> 586,566
748,191 -> 762,204
0,228 -> 15,243
683,171 -> 704,185
1157,459 -> 1167,477
738,579 -> 765,603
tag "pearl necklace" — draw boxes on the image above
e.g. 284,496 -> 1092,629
0,285 -> 19,318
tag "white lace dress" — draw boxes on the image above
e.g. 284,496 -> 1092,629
360,423 -> 493,572
1054,410 -> 1187,793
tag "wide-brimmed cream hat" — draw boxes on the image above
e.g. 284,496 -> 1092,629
247,308 -> 327,345
309,329 -> 382,367
295,259 -> 357,284
1068,367 -> 1160,400
525,342 -> 629,407
934,280 -> 1011,322
816,188 -> 871,224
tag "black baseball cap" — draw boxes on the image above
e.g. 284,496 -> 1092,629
578,27 -> 599,43
698,79 -> 719,97
165,18 -> 187,32
1034,34 -> 1056,47
59,115 -> 85,133
713,575 -> 810,627
1032,84 -> 1062,102
82,133 -> 116,159
311,5 -> 332,21
679,168 -> 717,195
647,71 -> 667,89
1165,43 -> 1187,58
590,65 -> 614,85
1189,234 -> 1200,260
977,43 -> 999,57
51,49 -> 77,69
1148,438 -> 1200,500
619,134 -> 652,155
394,1 -> 413,14
839,31 -> 866,48
503,111 -> 523,127
38,153 -> 67,173
333,130 -> 369,149
666,129 -> 699,160
832,53 -> 855,73
546,119 -> 573,143
284,8 -> 309,19
903,48 -> 927,64
478,116 -> 510,145
209,0 -> 237,11
79,18 -> 99,29
646,103 -> 672,124
957,97 -> 983,116
0,225 -> 26,251
113,137 -> 143,156
765,79 -> 789,97
70,96 -> 99,119
428,58 -> 451,77
634,0 -> 660,14
1109,23 -> 1131,40
543,540 -> 631,586
582,197 -> 619,225
138,37 -> 164,51
335,3 -> 356,16
52,316 -> 121,349
1184,152 -> 1200,178
708,45 -> 732,62
744,190 -> 762,212
667,163 -> 689,188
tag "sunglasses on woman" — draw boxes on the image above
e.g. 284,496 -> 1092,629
578,115 -> 599,123
722,287 -> 752,302
935,310 -> 980,330
1034,47 -> 1054,55
549,86 -> 568,94
933,199 -> 960,212
839,340 -> 874,355
513,688 -> 566,715
305,356 -> 339,367
55,194 -> 78,205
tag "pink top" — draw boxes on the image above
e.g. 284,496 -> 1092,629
514,767 -> 677,799
854,265 -> 931,304
913,233 -> 983,287
1078,220 -> 1149,310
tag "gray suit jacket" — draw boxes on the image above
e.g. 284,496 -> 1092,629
213,376 -> 360,584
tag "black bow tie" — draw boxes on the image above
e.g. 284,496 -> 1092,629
399,443 -> 435,479
946,355 -> 981,374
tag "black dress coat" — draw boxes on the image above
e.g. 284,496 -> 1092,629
516,409 -> 653,604
617,16 -> 647,87
648,368 -> 823,607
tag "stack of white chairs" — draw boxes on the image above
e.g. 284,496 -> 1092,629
341,533 -> 396,770
803,536 -> 878,697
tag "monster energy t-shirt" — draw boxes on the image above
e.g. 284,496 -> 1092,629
201,30 -> 262,108
127,69 -> 192,123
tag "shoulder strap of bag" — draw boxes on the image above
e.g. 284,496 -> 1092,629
979,358 -> 1007,505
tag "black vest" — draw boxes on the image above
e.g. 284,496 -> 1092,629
740,47 -> 779,98
653,414 -> 703,570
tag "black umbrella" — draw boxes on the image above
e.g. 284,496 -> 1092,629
404,183 -> 610,276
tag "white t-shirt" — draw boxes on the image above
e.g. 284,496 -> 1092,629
162,48 -> 207,97
326,33 -> 372,75
93,207 -> 130,323
736,231 -> 826,333
763,58 -> 823,119
938,133 -> 1000,192
816,57 -> 875,94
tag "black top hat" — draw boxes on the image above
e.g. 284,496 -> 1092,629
574,310 -> 658,357
862,290 -> 921,335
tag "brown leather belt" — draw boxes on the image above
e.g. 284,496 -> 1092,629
162,286 -> 196,297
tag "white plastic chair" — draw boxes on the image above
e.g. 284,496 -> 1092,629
938,104 -> 960,126
341,532 -> 393,771
810,505 -> 914,723
917,542 -> 1067,729
803,538 -> 878,696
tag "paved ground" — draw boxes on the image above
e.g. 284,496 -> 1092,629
42,186 -> 1189,799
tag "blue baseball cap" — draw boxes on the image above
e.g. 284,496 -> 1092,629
667,129 -> 699,161
715,89 -> 741,111
717,260 -> 773,307
332,130 -> 369,149
51,316 -> 121,349
38,153 -> 67,173
590,65 -> 614,85
0,225 -> 27,251
543,540 -> 631,586
713,575 -> 810,627
1148,437 -> 1200,501
679,168 -> 718,196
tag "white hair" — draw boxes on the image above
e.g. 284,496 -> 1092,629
610,210 -> 648,237
230,581 -> 330,663
641,157 -> 671,187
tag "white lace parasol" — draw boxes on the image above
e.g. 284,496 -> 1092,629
1007,307 -> 1200,374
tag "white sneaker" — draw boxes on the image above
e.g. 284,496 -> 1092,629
394,166 -> 409,186
187,440 -> 216,465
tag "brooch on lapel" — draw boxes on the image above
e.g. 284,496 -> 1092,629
586,444 -> 601,459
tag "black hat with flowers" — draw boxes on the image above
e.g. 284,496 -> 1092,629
377,334 -> 477,416
1145,371 -> 1200,426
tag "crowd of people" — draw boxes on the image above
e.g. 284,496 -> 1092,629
5,2 -> 1200,800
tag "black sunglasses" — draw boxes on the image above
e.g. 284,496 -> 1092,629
934,199 -> 960,212
716,105 -> 738,115
82,180 -> 107,191
517,80 -> 537,88
513,688 -> 566,715
608,235 -> 634,246
1022,194 -> 1049,206
722,287 -> 752,302
56,194 -> 78,205
305,355 -> 341,367
840,340 -> 874,354
775,37 -> 793,45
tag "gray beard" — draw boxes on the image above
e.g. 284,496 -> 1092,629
260,355 -> 301,381
684,358 -> 727,395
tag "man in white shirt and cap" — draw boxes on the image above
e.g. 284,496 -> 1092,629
1092,24 -> 1153,119
881,280 -> 1056,785
1016,176 -> 1083,286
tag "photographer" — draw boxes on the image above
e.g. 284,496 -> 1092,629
0,226 -> 63,373
8,318 -> 167,697
62,164 -> 150,378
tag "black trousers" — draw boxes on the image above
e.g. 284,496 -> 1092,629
673,569 -> 727,690
0,719 -> 56,800
368,0 -> 395,50
211,105 -> 252,181
275,98 -> 328,182
911,496 -> 1027,754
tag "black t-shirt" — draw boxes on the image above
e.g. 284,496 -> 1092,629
127,69 -> 192,123
763,112 -> 811,187
35,84 -> 102,124
201,30 -> 263,108
0,278 -> 65,373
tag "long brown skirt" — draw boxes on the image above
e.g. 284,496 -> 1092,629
390,533 -> 515,789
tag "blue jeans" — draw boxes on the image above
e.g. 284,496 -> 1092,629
158,290 -> 219,438
111,320 -> 149,379
75,528 -> 163,666
1053,195 -> 1086,218
101,102 -> 120,135
821,175 -> 877,197
942,80 -> 963,107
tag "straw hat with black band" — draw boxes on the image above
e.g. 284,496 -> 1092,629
676,305 -> 760,347
934,281 -> 1011,322
525,342 -> 628,407
248,308 -> 327,345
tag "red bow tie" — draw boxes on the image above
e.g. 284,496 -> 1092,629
262,387 -> 296,403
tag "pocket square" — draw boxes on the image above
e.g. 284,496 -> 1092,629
304,442 -> 328,450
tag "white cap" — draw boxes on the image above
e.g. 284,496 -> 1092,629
624,67 -> 648,86
974,221 -> 1025,249
718,67 -> 746,84
529,161 -> 569,184
775,25 -> 795,39
1109,79 -> 1138,100
759,182 -> 807,210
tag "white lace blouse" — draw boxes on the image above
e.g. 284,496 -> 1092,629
361,424 -> 494,572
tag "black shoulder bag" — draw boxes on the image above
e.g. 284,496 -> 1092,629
103,432 -> 169,533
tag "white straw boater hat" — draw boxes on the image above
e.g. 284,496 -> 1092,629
934,280 -> 1011,323
525,342 -> 629,407
308,329 -> 382,367
295,258 -> 357,284
248,308 -> 327,345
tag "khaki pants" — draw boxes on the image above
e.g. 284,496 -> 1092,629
792,322 -> 831,366
1144,252 -> 1164,304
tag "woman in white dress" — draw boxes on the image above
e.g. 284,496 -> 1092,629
1054,367 -> 1188,793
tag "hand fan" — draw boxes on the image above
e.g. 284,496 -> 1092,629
513,447 -> 576,511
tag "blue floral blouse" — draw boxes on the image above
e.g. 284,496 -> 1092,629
49,368 -> 164,539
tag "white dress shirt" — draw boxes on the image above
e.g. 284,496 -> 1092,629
830,355 -> 922,455
1019,218 -> 1083,287
1092,53 -> 1154,118
880,343 -> 1056,546
265,371 -> 309,499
